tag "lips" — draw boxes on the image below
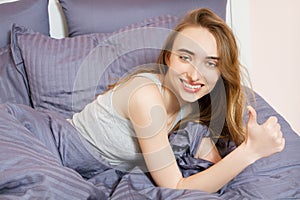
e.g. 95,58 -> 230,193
180,79 -> 204,93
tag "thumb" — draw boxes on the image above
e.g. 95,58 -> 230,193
247,105 -> 257,126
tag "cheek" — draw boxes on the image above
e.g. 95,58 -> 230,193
167,58 -> 183,73
206,70 -> 221,86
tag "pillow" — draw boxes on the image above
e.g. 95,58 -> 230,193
11,25 -> 98,118
11,15 -> 179,118
0,0 -> 50,48
58,0 -> 227,37
0,45 -> 31,105
94,15 -> 179,92
0,0 -> 50,106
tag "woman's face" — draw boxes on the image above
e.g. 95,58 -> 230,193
165,26 -> 221,103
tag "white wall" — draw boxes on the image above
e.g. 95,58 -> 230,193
226,0 -> 252,70
0,0 -> 18,3
228,0 -> 299,134
250,0 -> 300,134
48,0 -> 67,38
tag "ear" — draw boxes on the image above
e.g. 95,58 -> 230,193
164,51 -> 171,67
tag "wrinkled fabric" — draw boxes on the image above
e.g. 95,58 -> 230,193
170,121 -> 237,177
0,101 -> 299,199
170,122 -> 214,177
0,103 -> 110,199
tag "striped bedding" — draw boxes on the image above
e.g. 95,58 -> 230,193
0,91 -> 299,199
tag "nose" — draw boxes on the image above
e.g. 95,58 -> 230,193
187,63 -> 201,82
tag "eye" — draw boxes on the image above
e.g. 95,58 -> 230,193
179,54 -> 192,63
205,60 -> 218,68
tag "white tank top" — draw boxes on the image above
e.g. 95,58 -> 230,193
69,73 -> 185,171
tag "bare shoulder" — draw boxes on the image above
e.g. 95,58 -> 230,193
112,75 -> 165,120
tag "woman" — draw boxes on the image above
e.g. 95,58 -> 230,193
69,8 -> 285,193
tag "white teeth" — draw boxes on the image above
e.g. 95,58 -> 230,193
183,81 -> 202,89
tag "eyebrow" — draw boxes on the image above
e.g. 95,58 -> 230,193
177,49 -> 220,60
177,48 -> 195,56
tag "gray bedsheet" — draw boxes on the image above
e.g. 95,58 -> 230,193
0,92 -> 299,199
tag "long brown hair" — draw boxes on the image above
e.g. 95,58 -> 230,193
108,8 -> 251,145
157,8 -> 251,145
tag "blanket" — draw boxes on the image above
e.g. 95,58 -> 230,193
0,92 -> 299,199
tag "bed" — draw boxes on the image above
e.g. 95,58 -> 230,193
0,0 -> 299,199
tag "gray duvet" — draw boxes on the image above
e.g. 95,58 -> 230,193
0,92 -> 299,199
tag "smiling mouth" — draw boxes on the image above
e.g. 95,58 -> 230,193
180,79 -> 204,92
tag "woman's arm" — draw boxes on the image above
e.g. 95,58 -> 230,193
125,78 -> 285,193
178,106 -> 285,192
194,137 -> 222,163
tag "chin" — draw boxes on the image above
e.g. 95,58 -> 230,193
180,92 -> 204,103
180,88 -> 208,102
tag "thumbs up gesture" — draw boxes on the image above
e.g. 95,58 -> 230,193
244,106 -> 285,160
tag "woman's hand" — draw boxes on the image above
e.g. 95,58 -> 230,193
244,106 -> 285,160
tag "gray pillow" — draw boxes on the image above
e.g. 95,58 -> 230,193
0,45 -> 31,105
0,0 -> 50,48
0,0 -> 50,106
11,15 -> 179,118
58,0 -> 227,37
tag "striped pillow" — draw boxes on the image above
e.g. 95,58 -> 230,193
0,45 -> 31,105
11,15 -> 179,118
0,0 -> 50,105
